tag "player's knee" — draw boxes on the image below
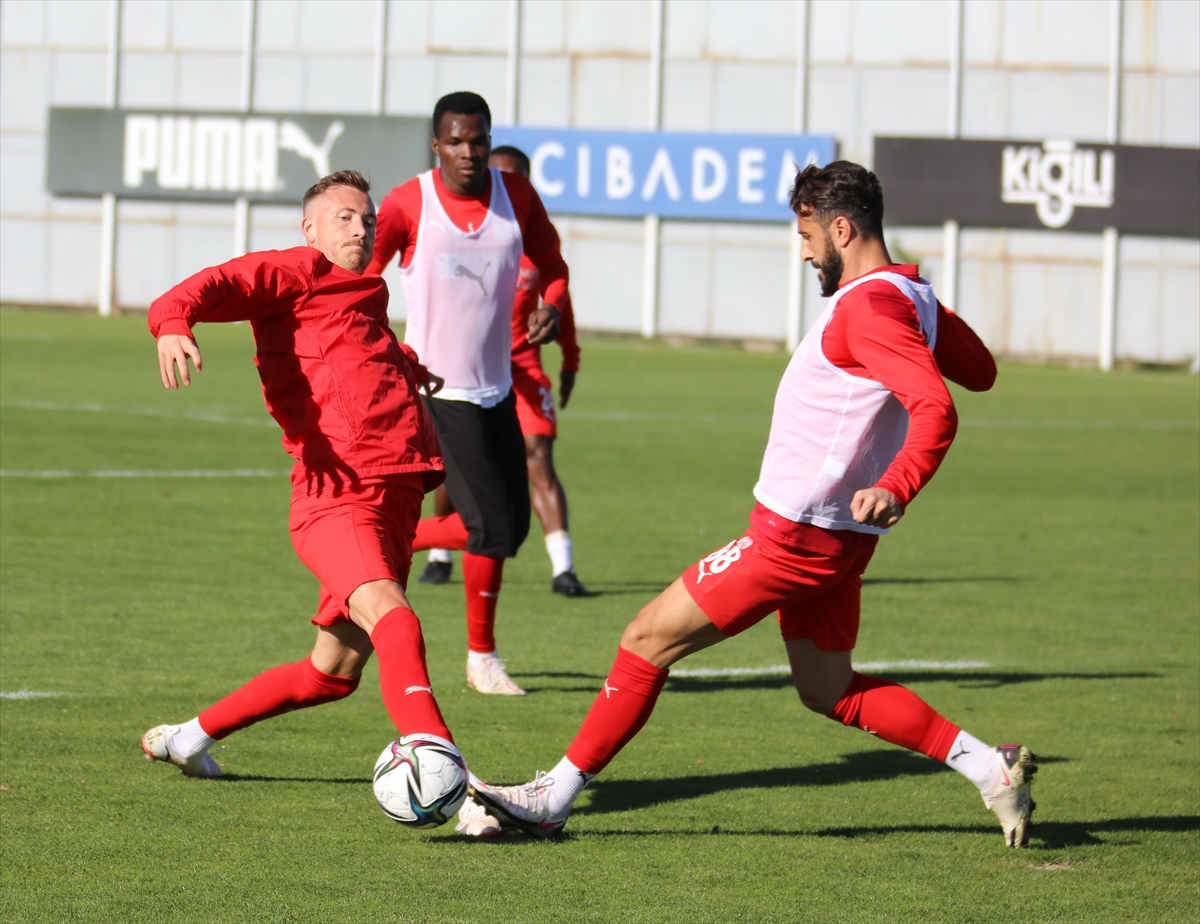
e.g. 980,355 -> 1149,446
794,681 -> 839,716
619,605 -> 660,654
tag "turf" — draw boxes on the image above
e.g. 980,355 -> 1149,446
1,308 -> 1197,923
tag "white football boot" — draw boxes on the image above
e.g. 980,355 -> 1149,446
980,744 -> 1037,847
455,796 -> 502,837
466,656 -> 526,696
141,724 -> 222,778
469,772 -> 569,837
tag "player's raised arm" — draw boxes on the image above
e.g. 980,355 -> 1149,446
932,305 -> 997,392
148,254 -> 309,388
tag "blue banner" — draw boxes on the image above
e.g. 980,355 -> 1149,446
490,127 -> 836,223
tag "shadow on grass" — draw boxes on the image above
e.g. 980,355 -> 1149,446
510,670 -> 608,694
862,576 -> 1021,585
583,750 -> 943,816
666,671 -> 1162,693
813,814 -> 1200,848
213,774 -> 371,785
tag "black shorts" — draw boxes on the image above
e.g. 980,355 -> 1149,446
424,392 -> 530,559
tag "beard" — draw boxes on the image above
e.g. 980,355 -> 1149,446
815,235 -> 844,298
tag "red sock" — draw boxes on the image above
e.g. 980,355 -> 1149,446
828,672 -> 960,761
462,553 -> 503,653
198,658 -> 358,739
370,607 -> 453,742
413,514 -> 469,552
566,647 -> 669,774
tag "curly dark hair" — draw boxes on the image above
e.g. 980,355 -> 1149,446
788,160 -> 884,240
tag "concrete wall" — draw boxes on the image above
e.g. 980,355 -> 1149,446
1,0 -> 1197,364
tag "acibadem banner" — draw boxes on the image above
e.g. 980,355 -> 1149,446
491,126 -> 836,222
47,107 -> 432,203
873,136 -> 1200,238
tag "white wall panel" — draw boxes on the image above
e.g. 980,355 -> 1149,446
0,0 -> 1196,365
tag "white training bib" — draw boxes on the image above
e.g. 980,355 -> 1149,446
399,169 -> 524,406
752,271 -> 939,534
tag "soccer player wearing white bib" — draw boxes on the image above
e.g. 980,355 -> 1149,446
472,161 -> 1039,848
367,93 -> 570,699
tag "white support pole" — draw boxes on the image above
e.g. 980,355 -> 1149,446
372,0 -> 389,116
785,0 -> 810,352
98,0 -> 121,317
505,0 -> 521,125
234,0 -> 257,258
940,0 -> 963,310
1099,0 -> 1123,371
641,0 -> 665,340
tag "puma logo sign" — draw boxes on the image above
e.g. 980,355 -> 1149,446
949,743 -> 970,763
603,680 -> 619,699
454,262 -> 491,295
405,685 -> 433,695
279,120 -> 345,179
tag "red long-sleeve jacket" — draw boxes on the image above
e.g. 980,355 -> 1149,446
148,246 -> 444,491
822,264 -> 996,506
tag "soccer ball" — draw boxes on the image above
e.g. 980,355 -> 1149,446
372,734 -> 468,829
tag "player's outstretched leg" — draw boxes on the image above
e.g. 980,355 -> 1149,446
789,640 -> 1037,848
462,553 -> 525,696
470,580 -> 723,834
141,625 -> 364,777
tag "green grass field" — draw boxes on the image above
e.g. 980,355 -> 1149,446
1,308 -> 1197,923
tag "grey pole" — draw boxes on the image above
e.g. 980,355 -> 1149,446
940,0 -> 963,311
785,0 -> 810,352
97,0 -> 121,316
505,0 -> 521,125
640,0 -> 665,340
372,0 -> 389,116
233,0 -> 258,258
1099,0 -> 1122,371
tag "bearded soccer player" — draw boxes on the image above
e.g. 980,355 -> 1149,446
140,171 -> 466,798
367,93 -> 570,696
471,161 -> 1039,848
420,144 -> 588,598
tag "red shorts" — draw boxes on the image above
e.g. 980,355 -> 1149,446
683,525 -> 878,650
511,360 -> 557,438
288,477 -> 423,627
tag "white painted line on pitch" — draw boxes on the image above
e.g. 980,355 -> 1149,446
0,690 -> 69,699
0,469 -> 290,478
671,660 -> 991,678
0,399 -> 274,428
568,411 -> 1197,430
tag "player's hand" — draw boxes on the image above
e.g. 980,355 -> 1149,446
559,369 -> 576,408
421,372 -> 445,397
157,334 -> 202,389
850,487 -> 903,528
527,305 -> 561,346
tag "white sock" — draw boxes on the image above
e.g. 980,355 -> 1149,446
944,730 -> 998,790
172,717 -> 217,758
546,755 -> 594,816
467,649 -> 499,668
544,530 -> 573,577
428,548 -> 453,564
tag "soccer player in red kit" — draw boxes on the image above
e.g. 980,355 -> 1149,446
421,145 -> 588,597
140,171 -> 466,801
471,161 -> 1039,848
367,93 -> 571,697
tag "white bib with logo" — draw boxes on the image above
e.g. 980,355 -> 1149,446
752,271 -> 939,534
400,168 -> 524,406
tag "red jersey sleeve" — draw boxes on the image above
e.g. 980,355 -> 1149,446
148,250 -> 312,338
932,305 -> 997,392
501,172 -> 570,312
829,282 -> 958,508
366,179 -> 422,275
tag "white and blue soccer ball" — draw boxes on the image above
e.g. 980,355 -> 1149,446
372,734 -> 468,829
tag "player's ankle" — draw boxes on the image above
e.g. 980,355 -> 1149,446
171,717 -> 217,759
546,755 -> 593,816
545,529 -> 573,576
467,649 -> 499,668
943,730 -> 999,790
